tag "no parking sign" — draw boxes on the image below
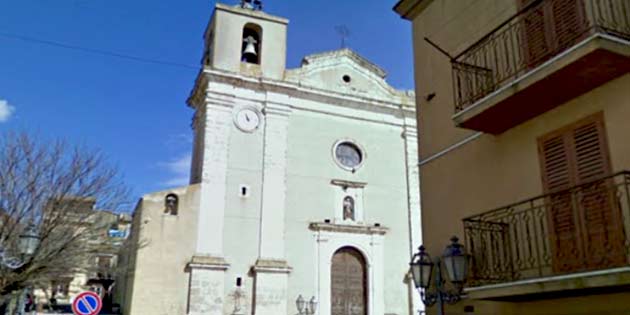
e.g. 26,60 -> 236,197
72,291 -> 102,315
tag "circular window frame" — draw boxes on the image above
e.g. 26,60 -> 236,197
332,139 -> 366,172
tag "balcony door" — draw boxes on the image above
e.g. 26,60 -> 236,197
538,112 -> 625,272
519,0 -> 587,69
331,247 -> 367,315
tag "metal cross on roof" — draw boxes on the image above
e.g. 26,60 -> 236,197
240,0 -> 263,11
335,25 -> 351,49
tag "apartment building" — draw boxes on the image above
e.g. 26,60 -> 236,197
395,0 -> 630,314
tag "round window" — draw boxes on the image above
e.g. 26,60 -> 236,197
334,141 -> 363,170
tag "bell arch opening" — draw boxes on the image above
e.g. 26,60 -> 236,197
241,23 -> 262,64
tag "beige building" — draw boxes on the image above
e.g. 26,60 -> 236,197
122,2 -> 420,315
395,0 -> 630,314
34,204 -> 131,311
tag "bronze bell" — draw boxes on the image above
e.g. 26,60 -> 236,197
242,36 -> 258,57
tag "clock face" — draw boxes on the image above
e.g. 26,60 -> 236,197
235,109 -> 260,132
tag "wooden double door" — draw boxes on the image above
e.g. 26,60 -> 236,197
539,113 -> 626,272
331,247 -> 367,315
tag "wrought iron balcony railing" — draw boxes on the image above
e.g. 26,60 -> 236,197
463,171 -> 630,287
452,0 -> 630,112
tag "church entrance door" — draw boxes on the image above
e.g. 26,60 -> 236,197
331,247 -> 367,315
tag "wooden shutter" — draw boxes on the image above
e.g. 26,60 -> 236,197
539,131 -> 583,271
519,0 -> 586,68
520,0 -> 552,68
550,0 -> 586,52
570,117 -> 625,268
538,112 -> 624,272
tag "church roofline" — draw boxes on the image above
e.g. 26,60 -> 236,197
300,48 -> 387,79
215,3 -> 289,25
187,67 -> 416,115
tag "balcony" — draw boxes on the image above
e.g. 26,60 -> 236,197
463,171 -> 630,299
452,0 -> 630,134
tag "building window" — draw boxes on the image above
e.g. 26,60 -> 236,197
241,23 -> 262,64
538,112 -> 625,272
333,140 -> 365,172
165,194 -> 179,215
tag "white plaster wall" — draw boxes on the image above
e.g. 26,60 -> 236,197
211,4 -> 287,80
126,186 -> 200,315
284,106 -> 414,315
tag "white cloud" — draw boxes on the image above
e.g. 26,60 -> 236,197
159,153 -> 191,187
0,100 -> 15,122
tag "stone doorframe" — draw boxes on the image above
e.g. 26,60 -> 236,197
310,222 -> 387,315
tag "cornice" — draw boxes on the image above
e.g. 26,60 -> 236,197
263,102 -> 292,117
196,68 -> 415,114
188,255 -> 230,271
330,179 -> 368,189
300,48 -> 387,79
251,259 -> 292,274
215,3 -> 289,25
309,222 -> 388,236
393,0 -> 434,21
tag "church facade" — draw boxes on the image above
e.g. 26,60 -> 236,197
121,3 -> 420,315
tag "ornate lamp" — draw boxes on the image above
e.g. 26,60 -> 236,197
410,245 -> 433,289
19,224 -> 40,256
410,236 -> 469,315
443,236 -> 468,284
296,295 -> 305,314
296,295 -> 317,315
308,296 -> 318,315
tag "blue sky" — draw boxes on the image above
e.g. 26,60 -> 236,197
0,0 -> 413,206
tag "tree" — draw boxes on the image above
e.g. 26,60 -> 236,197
0,132 -> 130,311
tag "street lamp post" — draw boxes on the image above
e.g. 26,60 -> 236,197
410,236 -> 469,315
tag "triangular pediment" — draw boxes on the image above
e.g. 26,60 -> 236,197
285,49 -> 405,101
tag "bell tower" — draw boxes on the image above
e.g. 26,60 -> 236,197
202,0 -> 288,80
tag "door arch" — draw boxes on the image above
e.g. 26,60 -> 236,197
331,247 -> 367,315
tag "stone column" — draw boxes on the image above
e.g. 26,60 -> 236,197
252,95 -> 292,315
188,87 -> 234,315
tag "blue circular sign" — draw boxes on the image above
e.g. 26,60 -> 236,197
72,291 -> 102,315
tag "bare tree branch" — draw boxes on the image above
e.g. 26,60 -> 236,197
0,132 -> 131,307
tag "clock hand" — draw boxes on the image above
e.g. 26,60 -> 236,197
245,113 -> 250,122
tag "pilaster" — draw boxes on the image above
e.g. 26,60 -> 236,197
252,95 -> 292,315
197,96 -> 234,256
258,97 -> 291,259
402,117 -> 423,315
251,259 -> 292,315
187,86 -> 234,314
187,256 -> 230,315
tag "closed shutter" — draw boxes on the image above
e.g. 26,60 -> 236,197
520,0 -> 552,68
519,0 -> 586,68
538,112 -> 624,272
550,0 -> 586,52
539,131 -> 583,271
569,118 -> 625,268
